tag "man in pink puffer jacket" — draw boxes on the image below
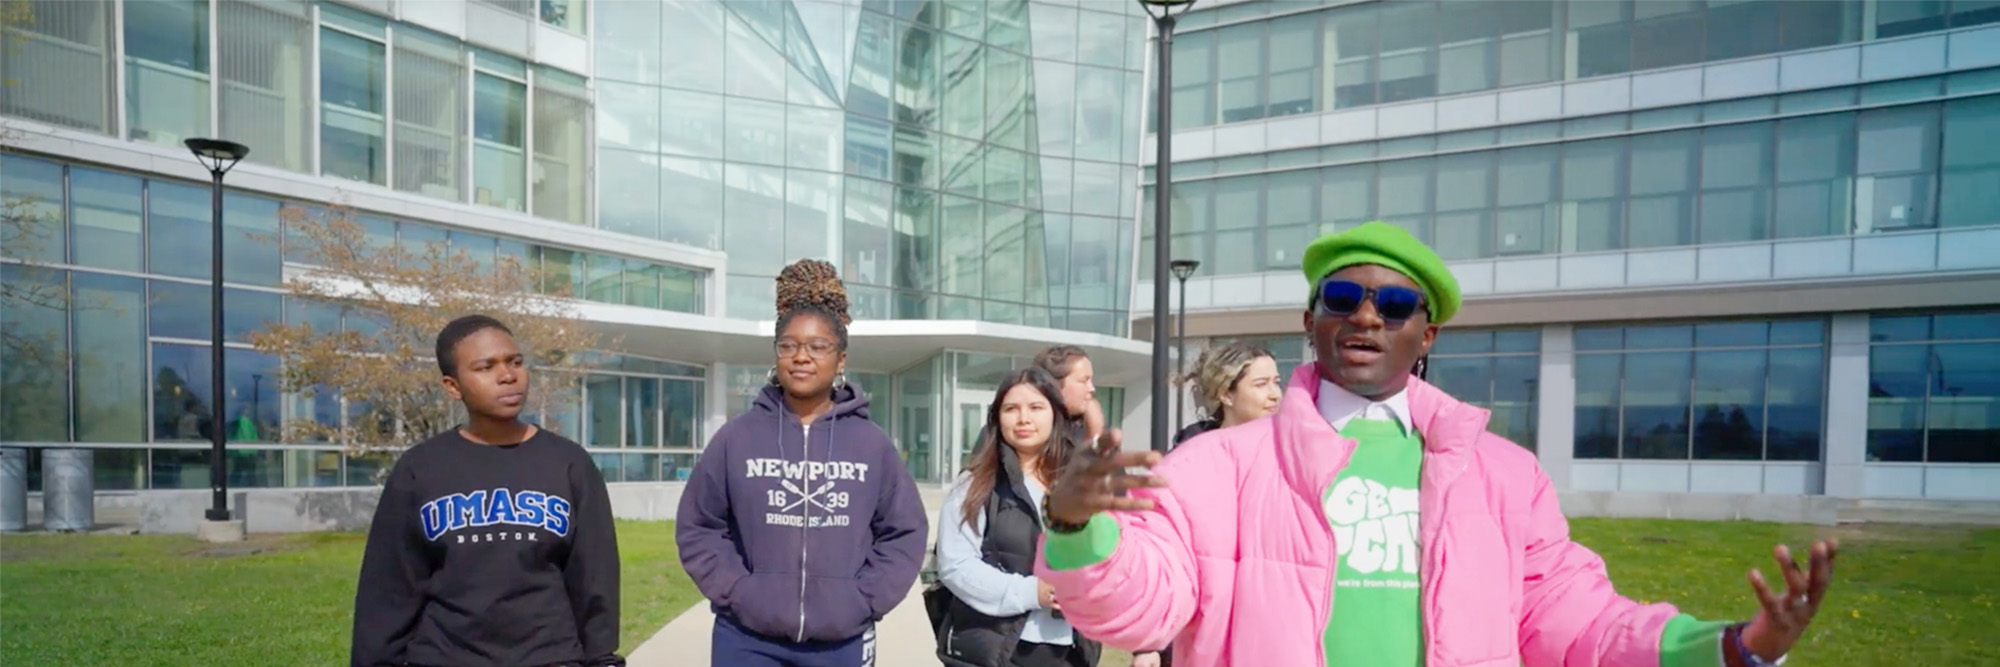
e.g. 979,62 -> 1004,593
1033,222 -> 1840,667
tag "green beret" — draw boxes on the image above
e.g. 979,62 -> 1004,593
1300,221 -> 1461,325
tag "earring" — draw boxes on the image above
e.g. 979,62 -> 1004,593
834,371 -> 849,389
767,367 -> 779,385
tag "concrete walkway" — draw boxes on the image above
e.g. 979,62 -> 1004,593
629,488 -> 949,666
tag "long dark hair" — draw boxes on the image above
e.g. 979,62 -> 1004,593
959,367 -> 1081,528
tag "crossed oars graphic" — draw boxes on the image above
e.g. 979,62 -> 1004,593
780,479 -> 837,513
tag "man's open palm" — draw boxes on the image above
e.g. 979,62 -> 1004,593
1044,428 -> 1169,527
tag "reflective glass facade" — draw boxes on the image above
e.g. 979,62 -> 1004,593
1143,70 -> 2000,277
3,0 -> 591,221
1151,0 -> 2000,132
2,0 -> 1146,498
593,0 -> 1147,334
0,154 -> 708,490
1158,1 -> 2000,502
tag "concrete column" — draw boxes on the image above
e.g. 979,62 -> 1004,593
1823,314 -> 1871,499
1536,324 -> 1578,491
704,362 -> 737,445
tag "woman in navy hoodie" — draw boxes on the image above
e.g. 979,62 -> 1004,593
677,259 -> 929,667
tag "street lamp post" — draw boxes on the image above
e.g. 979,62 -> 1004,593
1139,0 -> 1196,454
1169,259 -> 1199,435
184,138 -> 249,533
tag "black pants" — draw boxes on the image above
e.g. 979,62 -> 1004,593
1009,641 -> 1091,667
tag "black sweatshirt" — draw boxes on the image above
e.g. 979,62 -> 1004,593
351,427 -> 622,667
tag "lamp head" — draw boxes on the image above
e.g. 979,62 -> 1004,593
1169,259 -> 1200,281
1136,0 -> 1196,19
184,138 -> 250,176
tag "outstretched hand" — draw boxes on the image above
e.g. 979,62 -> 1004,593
1043,428 -> 1168,527
1739,539 -> 1839,662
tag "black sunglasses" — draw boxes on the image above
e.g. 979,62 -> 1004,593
1315,280 -> 1426,322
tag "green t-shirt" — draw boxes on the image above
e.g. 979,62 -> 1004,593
1323,418 -> 1425,667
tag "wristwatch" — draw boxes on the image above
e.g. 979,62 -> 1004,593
1041,494 -> 1092,534
1726,623 -> 1788,667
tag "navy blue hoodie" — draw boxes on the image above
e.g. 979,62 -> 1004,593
676,382 -> 928,644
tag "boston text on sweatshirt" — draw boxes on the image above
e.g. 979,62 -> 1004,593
676,383 -> 929,644
351,427 -> 622,667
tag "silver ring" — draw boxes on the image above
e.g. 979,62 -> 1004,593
1790,595 -> 1809,608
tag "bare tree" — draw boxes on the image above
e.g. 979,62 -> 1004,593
249,204 -> 606,472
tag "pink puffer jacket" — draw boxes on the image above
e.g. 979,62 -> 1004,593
1034,364 -> 1685,667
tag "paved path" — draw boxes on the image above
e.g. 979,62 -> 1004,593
629,488 -> 949,666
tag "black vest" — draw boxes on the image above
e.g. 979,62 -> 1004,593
936,446 -> 1103,667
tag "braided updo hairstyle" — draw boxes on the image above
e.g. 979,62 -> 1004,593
774,258 -> 850,351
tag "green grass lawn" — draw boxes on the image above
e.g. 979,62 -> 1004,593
0,520 -> 701,664
1101,518 -> 1999,667
1,518 -> 1994,665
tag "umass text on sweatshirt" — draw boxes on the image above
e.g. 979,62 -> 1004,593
351,427 -> 622,667
676,383 -> 929,644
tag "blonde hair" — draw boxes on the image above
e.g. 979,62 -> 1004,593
1174,342 -> 1275,420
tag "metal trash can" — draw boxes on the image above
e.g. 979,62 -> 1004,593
41,448 -> 93,532
0,448 -> 26,532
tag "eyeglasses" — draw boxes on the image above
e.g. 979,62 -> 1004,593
776,339 -> 839,358
1315,280 -> 1425,322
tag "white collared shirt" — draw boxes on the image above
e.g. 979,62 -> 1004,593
1316,379 -> 1414,436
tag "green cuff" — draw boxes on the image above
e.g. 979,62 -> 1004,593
1043,513 -> 1121,571
1658,614 -> 1732,667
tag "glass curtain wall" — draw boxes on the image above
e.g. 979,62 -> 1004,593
0,153 -> 708,490
1149,0 -> 2000,132
3,2 -> 594,219
1574,319 -> 1827,462
0,0 -> 118,133
592,0 -> 1144,335
1143,71 -> 2000,277
1865,311 -> 2000,463
1427,329 -> 1541,448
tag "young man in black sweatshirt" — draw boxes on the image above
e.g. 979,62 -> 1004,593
351,314 -> 623,667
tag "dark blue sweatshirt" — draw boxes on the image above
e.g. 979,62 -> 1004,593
675,383 -> 928,644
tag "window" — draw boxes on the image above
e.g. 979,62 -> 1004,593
223,193 -> 283,286
1,265 -> 70,442
1,156 -> 66,265
146,181 -> 214,281
150,344 -> 280,444
1940,96 -> 2000,228
0,0 -> 117,133
1855,104 -> 1940,231
1867,312 -> 2000,463
72,273 -> 146,443
1428,329 -> 1540,449
532,67 -> 589,224
1168,30 -> 1215,130
71,167 -> 143,272
217,0 -> 311,172
1775,112 -> 1856,238
1697,121 -> 1774,244
473,72 -> 528,212
124,0 -> 210,147
540,0 -> 585,32
393,27 -> 467,202
1626,130 -> 1696,248
1574,320 -> 1825,461
321,25 -> 388,185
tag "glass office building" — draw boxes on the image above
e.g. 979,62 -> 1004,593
1143,0 -> 2000,506
0,0 -> 1151,508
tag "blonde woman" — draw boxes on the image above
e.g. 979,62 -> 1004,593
1170,343 -> 1285,447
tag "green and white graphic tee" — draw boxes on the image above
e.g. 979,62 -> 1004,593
1322,418 -> 1424,666
1318,381 -> 1424,667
